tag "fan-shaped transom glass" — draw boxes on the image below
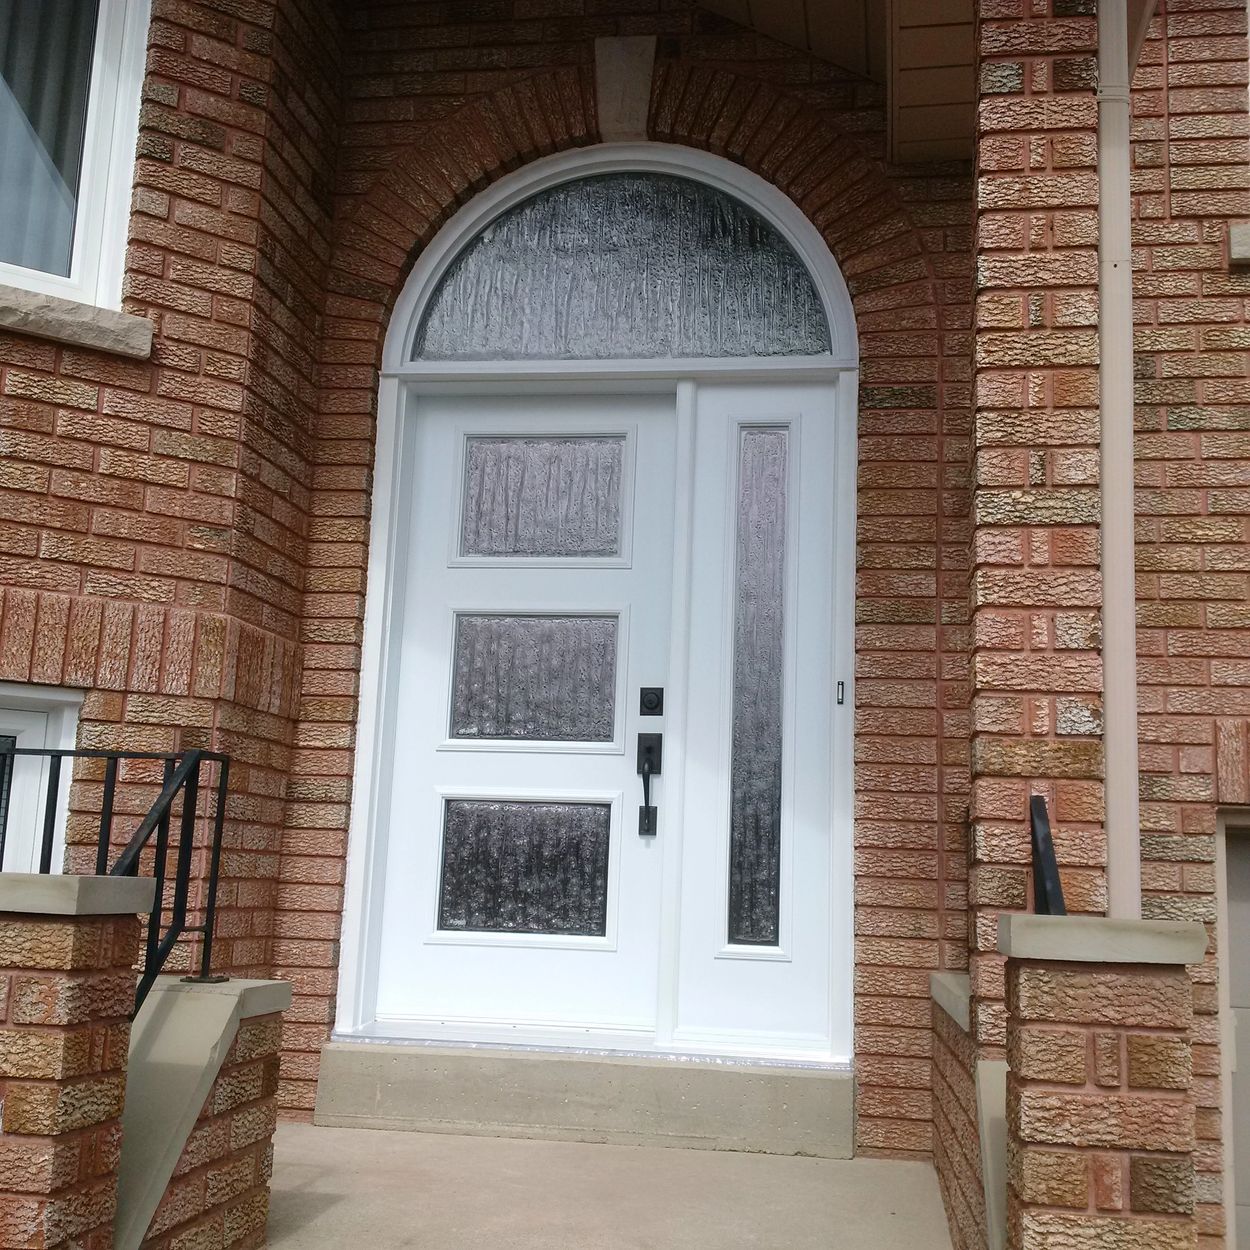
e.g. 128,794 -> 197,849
411,173 -> 832,362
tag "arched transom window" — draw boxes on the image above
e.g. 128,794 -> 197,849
411,172 -> 833,362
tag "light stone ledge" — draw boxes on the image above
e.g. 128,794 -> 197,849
930,970 -> 971,1032
0,872 -> 155,916
999,913 -> 1208,966
0,284 -> 153,359
1231,221 -> 1250,266
116,976 -> 293,1250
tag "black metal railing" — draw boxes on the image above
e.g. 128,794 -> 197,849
0,746 -> 231,1010
1029,794 -> 1067,916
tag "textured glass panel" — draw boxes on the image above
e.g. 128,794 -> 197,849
414,173 -> 831,361
727,428 -> 788,946
461,435 -> 624,558
0,1 -> 99,276
451,614 -> 617,741
438,799 -> 611,935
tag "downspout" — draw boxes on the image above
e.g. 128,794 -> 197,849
1098,0 -> 1142,920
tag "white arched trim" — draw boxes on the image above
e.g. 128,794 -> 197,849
381,143 -> 858,376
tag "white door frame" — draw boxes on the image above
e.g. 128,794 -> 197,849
334,143 -> 859,1061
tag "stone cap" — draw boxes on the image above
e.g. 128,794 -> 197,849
146,975 -> 292,1020
0,872 -> 155,916
999,913 -> 1208,966
930,971 -> 971,1032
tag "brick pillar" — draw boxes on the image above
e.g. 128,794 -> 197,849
1001,914 -> 1207,1250
971,0 -> 1108,1053
0,875 -> 153,1250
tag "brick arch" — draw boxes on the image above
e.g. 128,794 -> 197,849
280,60 -> 973,1164
318,62 -> 947,368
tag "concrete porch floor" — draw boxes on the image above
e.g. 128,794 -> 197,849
268,1122 -> 954,1249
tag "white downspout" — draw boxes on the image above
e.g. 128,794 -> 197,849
1098,0 -> 1142,920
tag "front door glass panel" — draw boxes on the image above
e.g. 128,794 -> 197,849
727,427 -> 788,946
437,798 -> 612,936
412,173 -> 832,361
460,434 -> 626,558
449,613 -> 618,742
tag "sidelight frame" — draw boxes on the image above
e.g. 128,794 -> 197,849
337,145 -> 858,1063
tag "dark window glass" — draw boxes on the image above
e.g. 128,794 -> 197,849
0,0 -> 99,276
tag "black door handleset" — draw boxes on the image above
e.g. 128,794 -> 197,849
637,732 -> 662,836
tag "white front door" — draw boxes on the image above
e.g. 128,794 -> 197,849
374,393 -> 676,1042
370,380 -> 849,1060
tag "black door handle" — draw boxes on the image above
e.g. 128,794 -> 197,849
637,733 -> 662,836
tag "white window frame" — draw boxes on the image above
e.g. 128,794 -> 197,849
0,682 -> 83,874
0,0 -> 150,309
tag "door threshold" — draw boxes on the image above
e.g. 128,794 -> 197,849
315,1039 -> 855,1157
333,1027 -> 850,1072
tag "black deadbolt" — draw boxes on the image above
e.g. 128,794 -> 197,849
640,687 -> 664,716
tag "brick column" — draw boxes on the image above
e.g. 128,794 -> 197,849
971,0 -> 1108,1052
0,875 -> 153,1250
1000,914 -> 1207,1250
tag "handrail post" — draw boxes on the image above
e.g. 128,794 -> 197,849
96,755 -> 118,875
39,755 -> 62,874
1029,795 -> 1067,917
189,756 -> 230,985
0,746 -> 13,871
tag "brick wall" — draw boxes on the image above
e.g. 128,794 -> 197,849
0,908 -> 141,1250
933,1001 -> 989,1250
1005,955 -> 1198,1250
1132,4 -> 1250,1238
0,0 -> 343,981
269,0 -> 976,1157
141,1012 -> 282,1250
969,0 -> 1107,1070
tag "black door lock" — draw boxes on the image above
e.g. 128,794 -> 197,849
637,732 -> 662,836
639,687 -> 664,716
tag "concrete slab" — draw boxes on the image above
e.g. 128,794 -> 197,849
268,1122 -> 953,1250
316,1041 -> 854,1158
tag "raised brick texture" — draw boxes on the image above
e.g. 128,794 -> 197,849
0,0 -> 341,984
1005,957 -> 1198,1250
139,1011 -> 282,1250
0,911 -> 140,1250
1132,5 -> 1250,1239
933,1001 -> 989,1250
970,0 -> 1108,1070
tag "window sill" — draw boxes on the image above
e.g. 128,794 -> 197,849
0,283 -> 153,360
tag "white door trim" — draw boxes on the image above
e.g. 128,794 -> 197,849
335,143 -> 859,1048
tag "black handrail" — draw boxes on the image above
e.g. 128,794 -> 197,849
0,746 -> 231,1010
1029,794 -> 1067,916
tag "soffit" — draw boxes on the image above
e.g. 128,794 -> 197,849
695,0 -> 975,164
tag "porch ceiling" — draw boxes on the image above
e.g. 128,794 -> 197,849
696,0 -> 976,164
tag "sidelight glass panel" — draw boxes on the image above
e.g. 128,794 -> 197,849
413,173 -> 831,361
438,798 -> 611,935
727,427 -> 788,946
461,435 -> 625,558
0,1 -> 99,277
451,614 -> 618,742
